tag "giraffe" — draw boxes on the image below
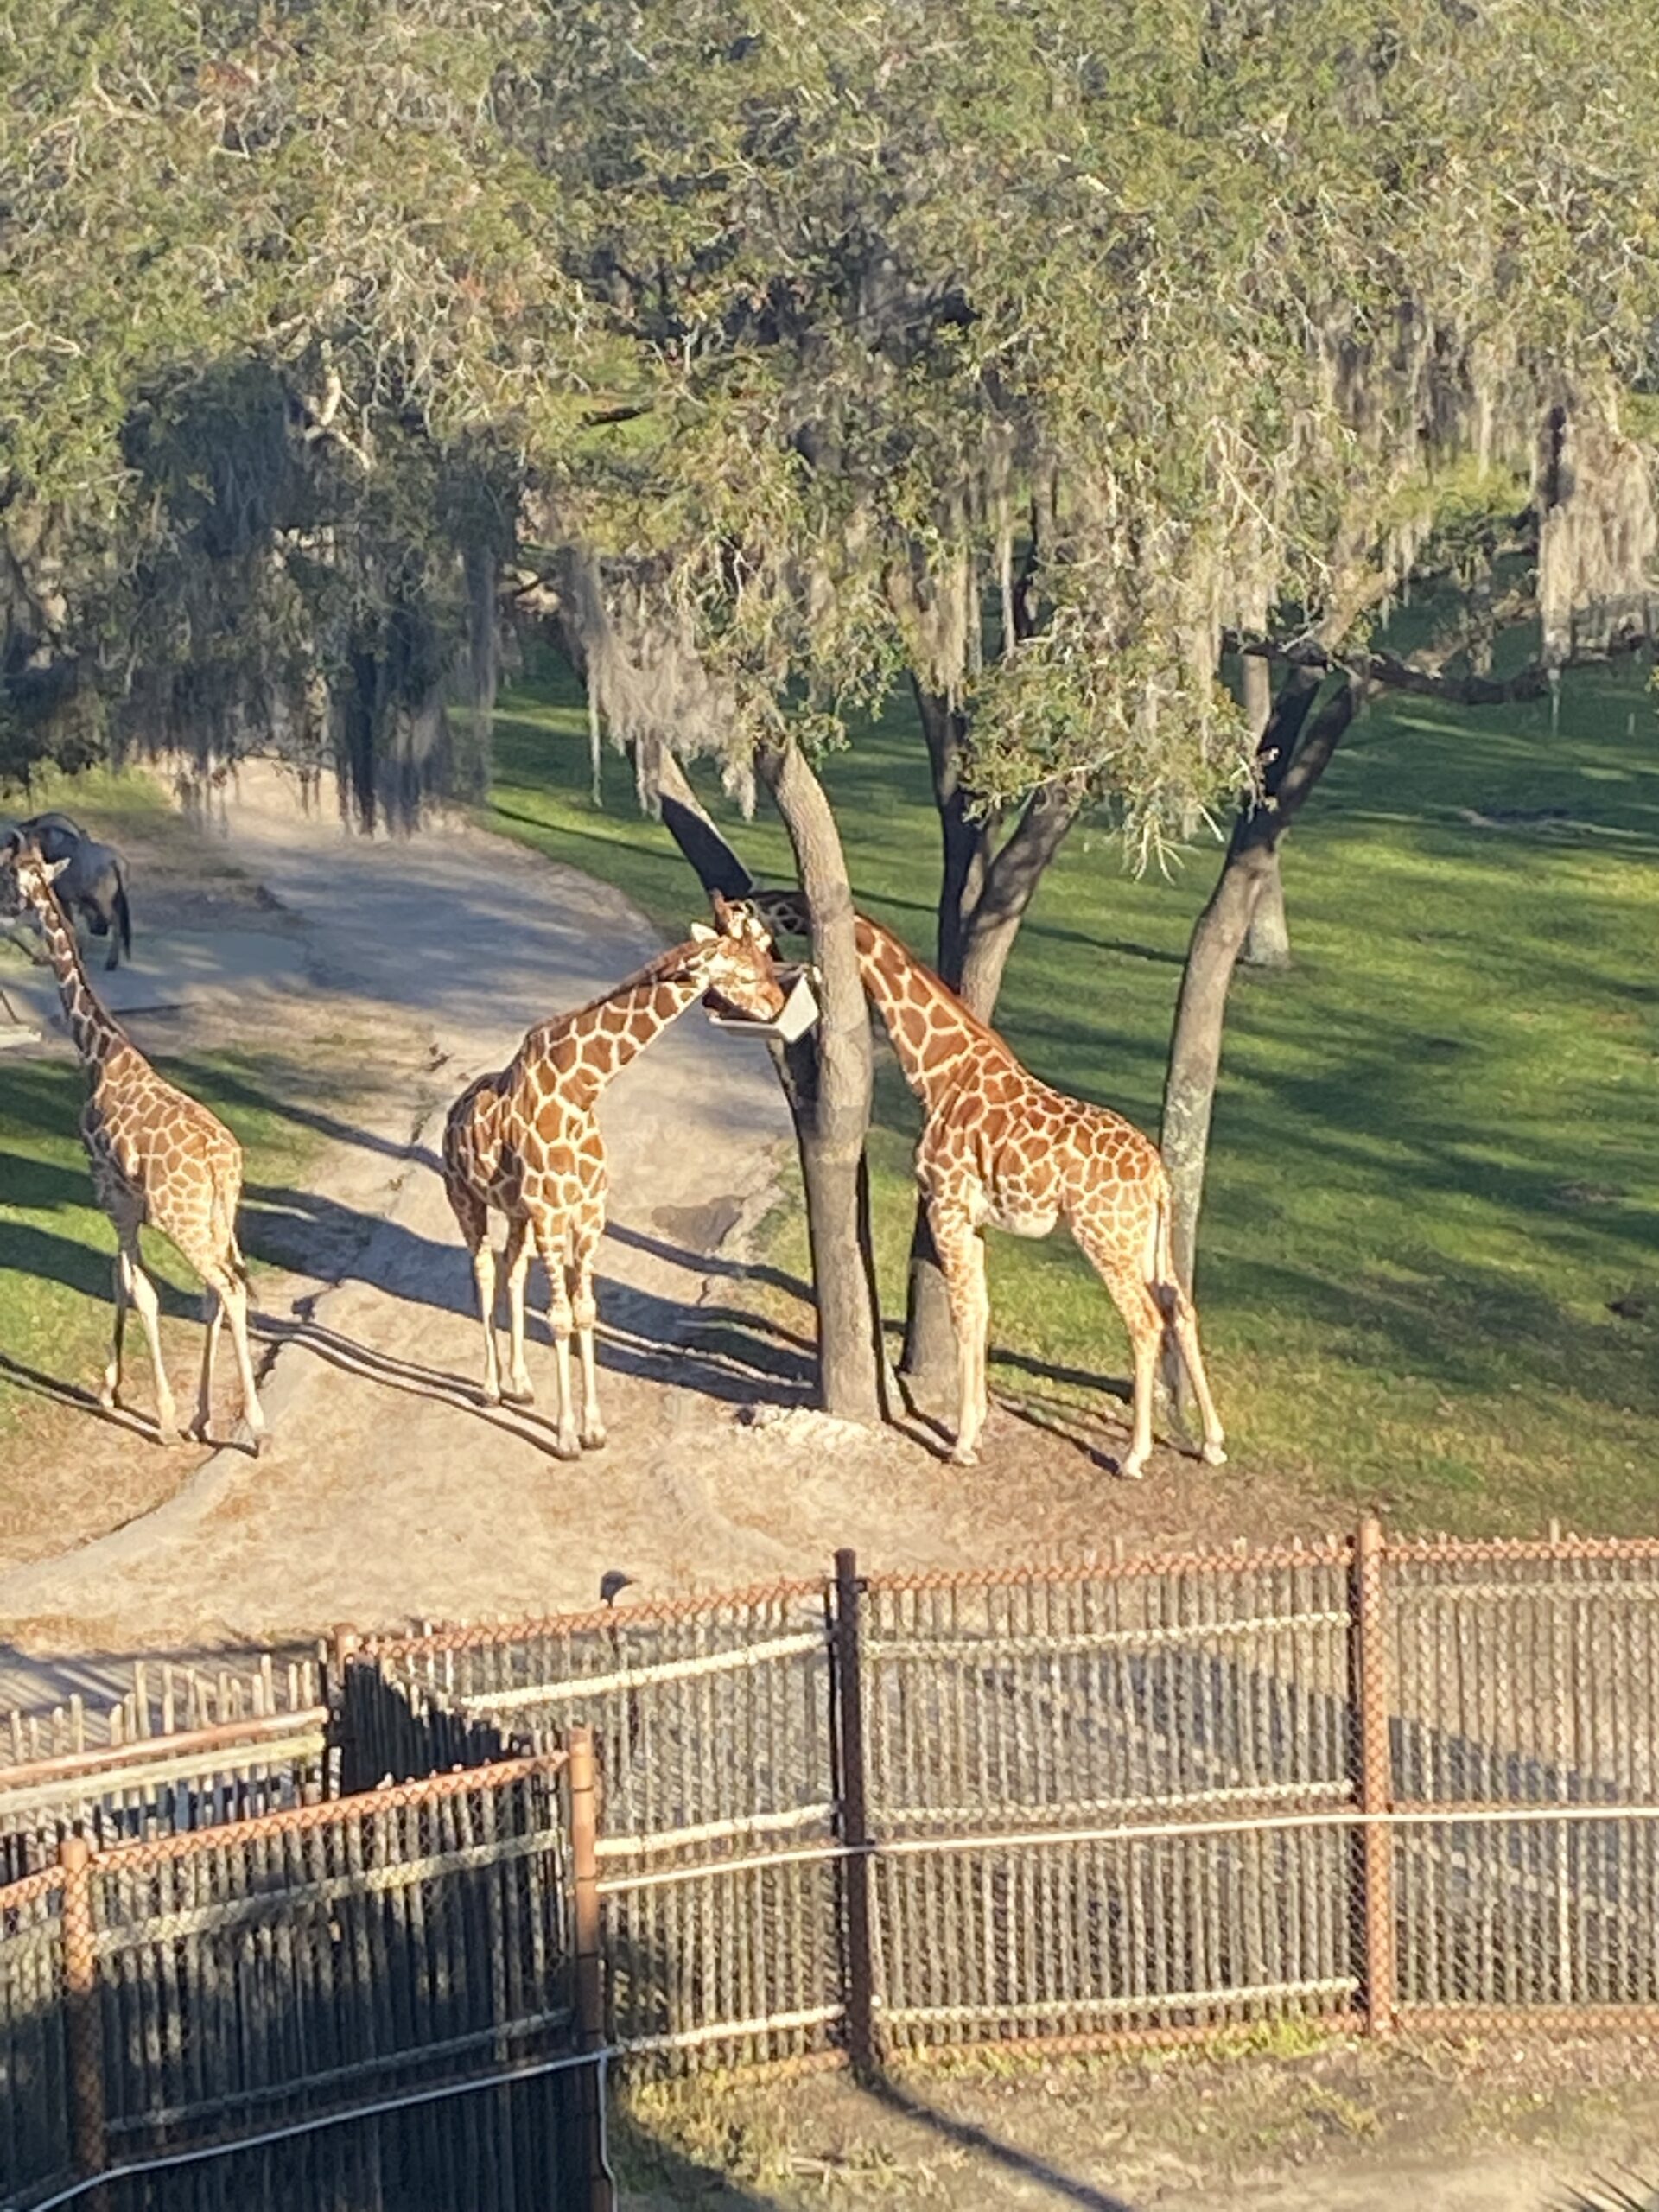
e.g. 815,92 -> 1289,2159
440,895 -> 787,1459
742,890 -> 1226,1478
0,832 -> 267,1451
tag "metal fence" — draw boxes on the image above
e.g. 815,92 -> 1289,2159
363,1521 -> 1659,2070
0,1750 -> 607,2212
361,1580 -> 843,2070
5,1519 -> 1659,2208
2,1655 -> 327,1884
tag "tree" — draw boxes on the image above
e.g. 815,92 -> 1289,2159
0,0 -> 578,806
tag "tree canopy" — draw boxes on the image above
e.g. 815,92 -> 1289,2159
6,0 -> 1658,817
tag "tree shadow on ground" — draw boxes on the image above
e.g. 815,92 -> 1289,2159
862,2070 -> 1142,2210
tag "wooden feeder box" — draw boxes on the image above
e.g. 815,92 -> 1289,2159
707,967 -> 821,1043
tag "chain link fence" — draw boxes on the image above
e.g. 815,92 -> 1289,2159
5,1521 -> 1659,2207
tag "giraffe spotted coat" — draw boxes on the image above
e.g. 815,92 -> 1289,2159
1,833 -> 266,1450
746,890 -> 1225,1477
441,897 -> 785,1458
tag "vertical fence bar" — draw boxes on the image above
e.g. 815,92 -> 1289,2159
330,1624 -> 360,1796
568,1726 -> 613,2212
832,1548 -> 878,2075
58,1834 -> 107,2179
1351,1516 -> 1395,2035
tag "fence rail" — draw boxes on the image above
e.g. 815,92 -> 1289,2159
5,1520 -> 1659,2208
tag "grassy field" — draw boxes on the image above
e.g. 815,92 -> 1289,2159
486,646 -> 1658,1535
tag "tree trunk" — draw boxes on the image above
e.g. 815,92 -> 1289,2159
756,739 -> 885,1423
1161,671 -> 1357,1292
1239,655 -> 1292,970
1242,852 -> 1292,969
912,678 -> 987,987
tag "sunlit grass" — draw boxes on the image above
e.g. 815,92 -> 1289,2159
483,645 -> 1659,1535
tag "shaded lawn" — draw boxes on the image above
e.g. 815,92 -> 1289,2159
482,645 -> 1659,1535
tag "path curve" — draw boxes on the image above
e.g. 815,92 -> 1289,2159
0,764 -> 807,1645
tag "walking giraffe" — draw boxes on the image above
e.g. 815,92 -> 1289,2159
441,896 -> 787,1458
1,830 -> 267,1450
741,891 -> 1225,1477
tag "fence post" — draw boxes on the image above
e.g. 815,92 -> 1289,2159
329,1623 -> 360,1795
567,1726 -> 613,2212
1351,1514 -> 1395,2036
58,1834 -> 107,2179
832,1548 -> 878,2075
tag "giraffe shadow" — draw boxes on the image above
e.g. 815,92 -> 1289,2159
240,1182 -> 476,1316
0,1349 -> 166,1442
588,1276 -> 817,1405
252,1313 -> 588,1452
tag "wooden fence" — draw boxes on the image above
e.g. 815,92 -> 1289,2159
4,1517 -> 1659,2207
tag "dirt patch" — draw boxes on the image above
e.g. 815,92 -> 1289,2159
620,2034 -> 1659,2210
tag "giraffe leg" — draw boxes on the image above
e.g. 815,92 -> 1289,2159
101,1252 -> 129,1412
931,1209 -> 989,1467
535,1228 -> 581,1460
501,1218 -> 535,1404
119,1238 -> 181,1445
190,1288 -> 225,1441
569,1217 -> 605,1451
448,1185 -> 502,1404
1159,1282 -> 1226,1465
217,1268 -> 268,1455
1072,1221 -> 1165,1479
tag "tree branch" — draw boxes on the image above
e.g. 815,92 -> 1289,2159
1227,625 -> 1649,707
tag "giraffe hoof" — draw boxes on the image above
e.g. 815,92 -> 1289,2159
948,1444 -> 980,1469
1201,1440 -> 1228,1467
551,1430 -> 582,1462
1116,1458 -> 1147,1482
580,1426 -> 607,1452
156,1422 -> 184,1449
502,1386 -> 536,1408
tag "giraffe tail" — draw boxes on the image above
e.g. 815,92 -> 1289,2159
210,1166 -> 250,1289
1147,1184 -> 1186,1407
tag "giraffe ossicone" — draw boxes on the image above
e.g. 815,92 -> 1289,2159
741,888 -> 1226,1479
441,898 -> 787,1459
1,831 -> 268,1454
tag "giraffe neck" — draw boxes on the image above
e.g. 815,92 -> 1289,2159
850,914 -> 1002,1116
540,944 -> 721,1104
25,881 -> 125,1071
747,890 -> 1006,1116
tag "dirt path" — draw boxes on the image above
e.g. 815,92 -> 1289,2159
2,768 -> 1255,1684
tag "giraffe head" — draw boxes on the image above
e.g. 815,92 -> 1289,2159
0,830 -> 68,918
690,893 -> 789,1024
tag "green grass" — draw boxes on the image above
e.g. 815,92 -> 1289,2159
485,646 -> 1659,1535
